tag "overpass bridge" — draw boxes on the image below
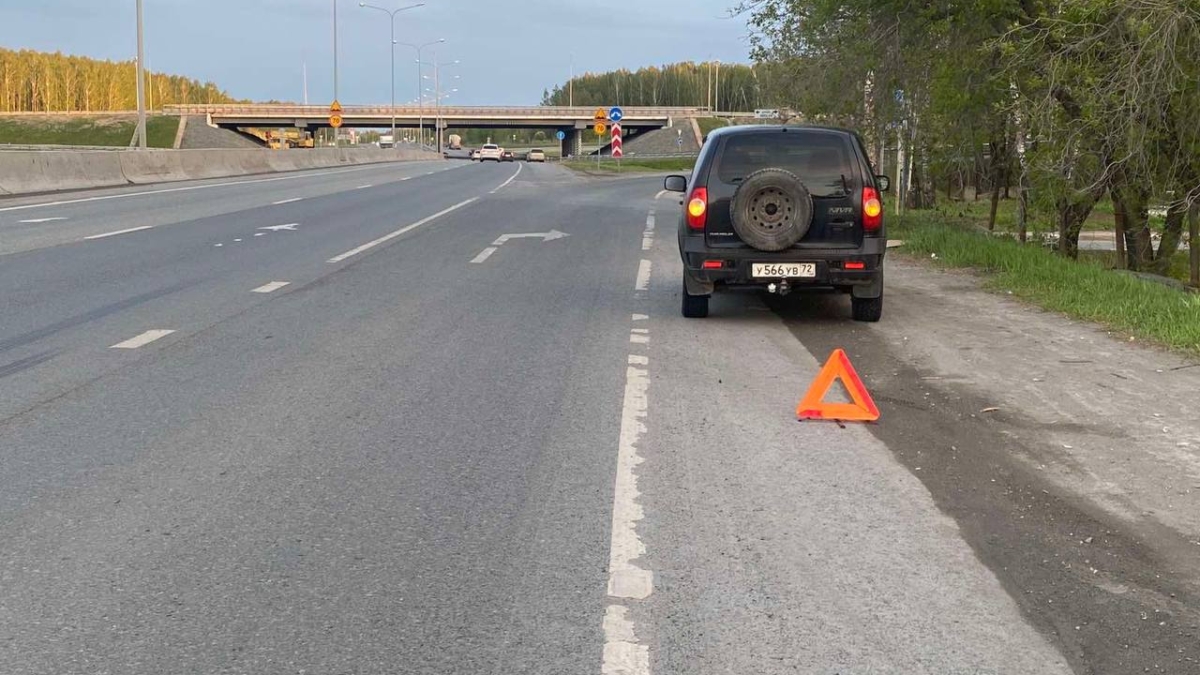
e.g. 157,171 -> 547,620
164,105 -> 709,156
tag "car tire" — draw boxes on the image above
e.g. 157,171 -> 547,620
729,168 -> 813,252
681,278 -> 710,318
851,294 -> 883,322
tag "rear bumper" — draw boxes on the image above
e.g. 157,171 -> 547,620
681,236 -> 886,291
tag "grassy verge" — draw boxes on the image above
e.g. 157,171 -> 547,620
563,157 -> 695,173
891,214 -> 1200,354
696,117 -> 729,136
0,114 -> 177,148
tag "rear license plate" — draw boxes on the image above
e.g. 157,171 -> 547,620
752,263 -> 816,278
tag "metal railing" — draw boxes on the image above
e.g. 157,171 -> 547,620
163,104 -> 702,118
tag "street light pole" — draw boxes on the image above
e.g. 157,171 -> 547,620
333,0 -> 339,102
135,0 -> 146,149
420,59 -> 458,153
399,39 -> 443,148
360,4 -> 424,148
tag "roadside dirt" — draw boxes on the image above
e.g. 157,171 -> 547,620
769,257 -> 1200,674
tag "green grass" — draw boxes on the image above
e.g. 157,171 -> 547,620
891,215 -> 1200,353
0,114 -> 177,148
696,117 -> 729,136
563,157 -> 696,173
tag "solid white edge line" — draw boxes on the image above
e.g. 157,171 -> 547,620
109,329 -> 175,349
84,225 -> 154,240
470,246 -> 499,264
272,197 -> 303,205
251,281 -> 291,294
0,163 -> 420,214
327,197 -> 478,263
492,162 -> 523,193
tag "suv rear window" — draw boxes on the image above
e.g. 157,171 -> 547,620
717,132 -> 854,198
483,144 -> 498,150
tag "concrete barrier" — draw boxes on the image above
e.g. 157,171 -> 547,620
0,146 -> 440,196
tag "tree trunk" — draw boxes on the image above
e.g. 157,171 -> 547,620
1112,191 -> 1127,270
1150,202 -> 1187,276
1112,184 -> 1152,270
988,177 -> 1001,231
1056,184 -> 1106,259
1190,202 -> 1199,288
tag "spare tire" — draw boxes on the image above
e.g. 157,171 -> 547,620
729,168 -> 813,251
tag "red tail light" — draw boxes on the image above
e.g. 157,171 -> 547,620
844,261 -> 866,270
702,260 -> 724,269
686,187 -> 708,230
862,187 -> 883,232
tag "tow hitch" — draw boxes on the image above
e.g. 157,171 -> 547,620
767,280 -> 792,296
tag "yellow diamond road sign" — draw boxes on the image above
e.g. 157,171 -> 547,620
330,114 -> 344,129
593,122 -> 607,135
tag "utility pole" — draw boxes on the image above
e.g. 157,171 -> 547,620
135,0 -> 147,149
303,61 -> 309,104
569,55 -> 574,107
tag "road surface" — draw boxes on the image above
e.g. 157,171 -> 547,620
1,160 -> 1196,674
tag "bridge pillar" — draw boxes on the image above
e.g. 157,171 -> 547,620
561,129 -> 583,158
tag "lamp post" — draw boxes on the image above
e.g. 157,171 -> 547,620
135,0 -> 146,149
399,39 -> 444,148
359,3 -> 424,148
420,59 -> 459,153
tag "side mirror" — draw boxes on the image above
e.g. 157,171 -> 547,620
876,175 -> 891,192
664,175 -> 688,193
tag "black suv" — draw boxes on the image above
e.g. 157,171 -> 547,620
665,125 -> 890,321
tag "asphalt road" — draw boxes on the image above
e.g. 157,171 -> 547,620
0,160 -> 1192,674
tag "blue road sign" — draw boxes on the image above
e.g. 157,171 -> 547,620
556,130 -> 566,141
608,106 -> 624,123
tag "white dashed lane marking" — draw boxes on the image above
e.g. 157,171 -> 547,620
109,329 -> 175,350
84,225 -> 154,240
272,197 -> 303,205
251,281 -> 290,294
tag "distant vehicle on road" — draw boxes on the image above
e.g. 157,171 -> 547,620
665,125 -> 889,321
447,134 -> 463,150
526,149 -> 546,163
470,149 -> 481,161
501,150 -> 514,162
478,144 -> 502,162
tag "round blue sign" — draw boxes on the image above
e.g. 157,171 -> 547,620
609,106 -> 624,123
556,130 -> 566,141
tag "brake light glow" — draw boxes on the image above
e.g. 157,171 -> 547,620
702,260 -> 724,269
863,187 -> 883,232
844,261 -> 866,270
686,187 -> 708,230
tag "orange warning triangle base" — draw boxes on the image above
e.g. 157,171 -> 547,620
796,349 -> 880,422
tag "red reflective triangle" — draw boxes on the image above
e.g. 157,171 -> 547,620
796,349 -> 880,422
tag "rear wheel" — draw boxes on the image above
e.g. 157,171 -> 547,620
851,294 -> 883,322
681,278 -> 710,318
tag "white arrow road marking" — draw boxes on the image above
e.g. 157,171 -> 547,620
259,223 -> 298,232
252,281 -> 290,294
84,225 -> 154,240
18,217 -> 68,224
470,247 -> 498,264
473,229 -> 570,263
492,230 -> 570,245
110,329 -> 175,350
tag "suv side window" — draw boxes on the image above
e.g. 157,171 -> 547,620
716,133 -> 854,198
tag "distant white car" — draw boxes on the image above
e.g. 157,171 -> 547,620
478,144 -> 502,162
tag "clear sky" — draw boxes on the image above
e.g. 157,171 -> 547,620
0,0 -> 753,105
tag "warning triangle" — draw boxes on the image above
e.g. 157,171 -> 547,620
796,349 -> 880,422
